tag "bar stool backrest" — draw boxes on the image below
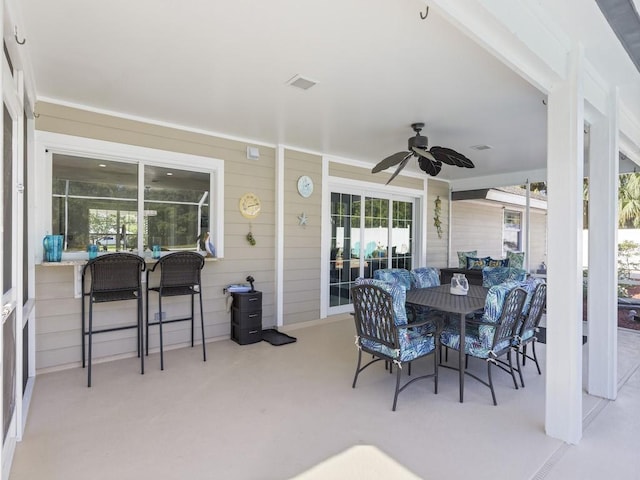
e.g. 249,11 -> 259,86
156,251 -> 205,288
84,253 -> 145,295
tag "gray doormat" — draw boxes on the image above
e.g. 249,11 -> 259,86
537,327 -> 587,345
261,329 -> 297,346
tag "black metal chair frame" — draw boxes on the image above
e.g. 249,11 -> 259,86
441,287 -> 527,405
145,251 -> 206,370
81,253 -> 146,387
351,284 -> 440,411
514,282 -> 547,387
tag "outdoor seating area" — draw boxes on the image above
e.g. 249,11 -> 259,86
82,252 -> 208,386
4,1 -> 640,477
9,314 -> 640,479
353,267 -> 547,406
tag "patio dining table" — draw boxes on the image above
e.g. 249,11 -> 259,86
405,284 -> 488,403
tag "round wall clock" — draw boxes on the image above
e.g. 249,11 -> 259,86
297,175 -> 314,198
239,192 -> 261,219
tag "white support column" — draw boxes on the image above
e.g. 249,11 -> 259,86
545,46 -> 585,444
275,145 -> 285,326
587,89 -> 619,399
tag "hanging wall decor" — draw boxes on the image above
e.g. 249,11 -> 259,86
434,195 -> 443,239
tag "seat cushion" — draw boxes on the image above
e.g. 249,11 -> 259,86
363,325 -> 436,362
355,277 -> 408,326
373,268 -> 413,290
440,328 -> 511,358
411,267 -> 441,288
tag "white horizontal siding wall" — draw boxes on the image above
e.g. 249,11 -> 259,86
450,199 -> 547,271
450,200 -> 504,265
282,149 -> 323,325
34,102 -> 277,370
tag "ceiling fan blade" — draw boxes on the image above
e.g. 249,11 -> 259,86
430,146 -> 475,168
417,158 -> 442,177
372,151 -> 411,173
385,156 -> 411,184
411,146 -> 436,162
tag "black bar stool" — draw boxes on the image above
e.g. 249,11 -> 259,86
145,251 -> 206,370
81,253 -> 146,387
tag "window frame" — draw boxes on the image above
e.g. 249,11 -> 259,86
325,178 -> 424,316
34,132 -> 225,261
502,208 -> 523,255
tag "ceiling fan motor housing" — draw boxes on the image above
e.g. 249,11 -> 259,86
408,134 -> 428,151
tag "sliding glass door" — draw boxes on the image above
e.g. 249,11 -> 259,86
329,190 -> 415,313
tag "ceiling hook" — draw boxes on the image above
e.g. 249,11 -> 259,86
14,26 -> 26,45
420,6 -> 429,20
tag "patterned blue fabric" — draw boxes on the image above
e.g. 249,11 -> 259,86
373,268 -> 413,290
457,250 -> 477,268
362,333 -> 436,362
467,256 -> 491,270
506,251 -> 525,269
354,278 -> 408,326
487,257 -> 509,268
410,267 -> 441,288
519,276 -> 544,316
440,280 -> 521,358
481,267 -> 527,287
354,277 -> 436,362
514,278 -> 546,345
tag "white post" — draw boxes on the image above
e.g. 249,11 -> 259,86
587,88 -> 619,399
545,45 -> 585,444
276,145 -> 285,326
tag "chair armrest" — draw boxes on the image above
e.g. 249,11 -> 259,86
464,317 -> 497,327
399,312 -> 446,333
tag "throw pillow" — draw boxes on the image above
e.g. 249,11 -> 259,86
466,256 -> 490,270
457,250 -> 477,268
507,251 -> 525,269
487,257 -> 509,268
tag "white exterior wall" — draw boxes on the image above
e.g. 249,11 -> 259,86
450,199 -> 547,270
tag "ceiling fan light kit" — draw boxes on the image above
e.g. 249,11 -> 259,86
372,123 -> 475,184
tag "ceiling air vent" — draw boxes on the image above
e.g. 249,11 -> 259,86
286,74 -> 318,90
470,144 -> 492,151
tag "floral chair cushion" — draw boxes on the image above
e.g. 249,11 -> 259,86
354,277 -> 435,362
373,268 -> 413,290
515,278 -> 546,343
481,267 -> 527,287
410,267 -> 441,288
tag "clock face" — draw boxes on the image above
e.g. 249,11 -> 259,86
297,175 -> 314,198
239,192 -> 261,219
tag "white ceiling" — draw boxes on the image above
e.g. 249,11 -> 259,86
16,0 -> 640,184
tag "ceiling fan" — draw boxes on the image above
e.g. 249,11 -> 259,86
372,123 -> 475,184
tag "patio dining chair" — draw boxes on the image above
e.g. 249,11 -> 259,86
440,281 -> 527,405
81,253 -> 146,387
513,281 -> 547,387
145,251 -> 206,370
351,278 -> 441,411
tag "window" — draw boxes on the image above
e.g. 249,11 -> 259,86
52,155 -> 138,252
52,155 -> 214,254
144,165 -> 210,251
38,133 -> 225,260
503,209 -> 522,255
